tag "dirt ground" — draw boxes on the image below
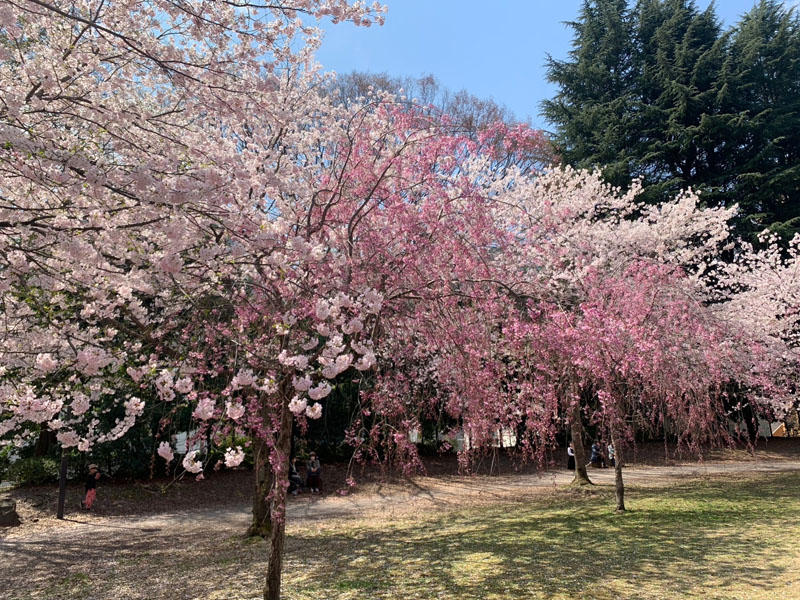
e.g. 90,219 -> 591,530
2,439 -> 800,600
5,438 -> 800,528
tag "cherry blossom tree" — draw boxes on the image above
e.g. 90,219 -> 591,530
2,3 -> 798,598
539,262 -> 788,510
713,231 -> 800,424
131,99 -> 535,596
0,0 -> 385,449
330,71 -> 557,175
0,3 -> 407,599
358,166 -> 796,507
494,171 -> 793,499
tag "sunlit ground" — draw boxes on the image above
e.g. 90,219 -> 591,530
284,473 -> 800,600
5,472 -> 800,600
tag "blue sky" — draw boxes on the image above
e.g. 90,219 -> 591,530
314,1 -> 792,130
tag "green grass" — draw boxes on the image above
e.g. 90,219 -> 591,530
283,473 -> 800,600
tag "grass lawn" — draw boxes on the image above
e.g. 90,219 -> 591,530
4,469 -> 800,599
283,473 -> 800,600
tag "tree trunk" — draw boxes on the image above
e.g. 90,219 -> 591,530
264,397 -> 293,600
570,403 -> 592,485
56,452 -> 68,520
611,429 -> 625,512
34,430 -> 55,457
248,433 -> 272,539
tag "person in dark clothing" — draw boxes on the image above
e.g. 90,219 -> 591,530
80,464 -> 101,509
567,443 -> 576,470
306,452 -> 321,493
289,457 -> 304,495
589,442 -> 606,468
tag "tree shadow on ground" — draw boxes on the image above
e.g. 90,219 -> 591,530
0,518 -> 270,600
2,472 -> 799,600
285,474 -> 800,599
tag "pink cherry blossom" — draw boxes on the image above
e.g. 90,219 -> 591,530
56,430 -> 80,448
305,403 -> 323,419
157,442 -> 175,463
192,398 -> 216,421
288,397 -> 308,415
232,369 -> 257,390
75,348 -> 113,376
71,393 -> 91,416
226,401 -> 246,421
355,351 -> 377,371
292,375 -> 313,392
35,353 -> 58,373
174,377 -> 194,394
224,446 -> 246,468
308,383 -> 332,400
182,450 -> 203,474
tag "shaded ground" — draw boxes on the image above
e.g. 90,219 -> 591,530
2,439 -> 800,599
6,438 -> 800,530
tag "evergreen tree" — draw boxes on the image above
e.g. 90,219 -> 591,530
632,0 -> 730,205
724,0 -> 800,238
543,0 -> 800,239
542,0 -> 637,188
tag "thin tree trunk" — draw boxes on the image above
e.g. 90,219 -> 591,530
56,451 -> 68,520
34,430 -> 54,457
570,403 -> 592,485
611,429 -> 625,512
264,397 -> 293,600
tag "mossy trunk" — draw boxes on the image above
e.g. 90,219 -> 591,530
248,433 -> 272,538
264,398 -> 292,600
570,403 -> 592,486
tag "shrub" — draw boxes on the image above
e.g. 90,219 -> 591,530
8,456 -> 60,486
0,446 -> 12,483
